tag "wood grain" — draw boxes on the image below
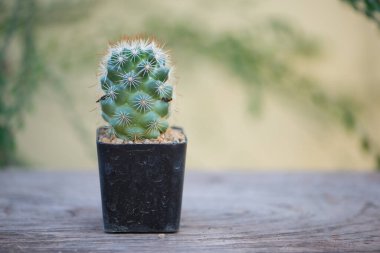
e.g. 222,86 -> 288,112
0,170 -> 379,252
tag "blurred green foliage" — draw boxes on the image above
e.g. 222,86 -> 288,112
0,0 -> 40,166
343,0 -> 380,27
0,0 -> 94,168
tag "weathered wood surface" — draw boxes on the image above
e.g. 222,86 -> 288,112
0,170 -> 379,253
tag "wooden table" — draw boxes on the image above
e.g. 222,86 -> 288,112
0,170 -> 379,252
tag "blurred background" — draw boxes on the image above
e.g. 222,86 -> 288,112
1,0 -> 380,171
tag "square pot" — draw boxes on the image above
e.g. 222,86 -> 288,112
96,127 -> 187,233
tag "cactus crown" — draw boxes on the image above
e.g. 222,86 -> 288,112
98,38 -> 173,140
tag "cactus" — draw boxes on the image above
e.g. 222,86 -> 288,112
98,38 -> 173,140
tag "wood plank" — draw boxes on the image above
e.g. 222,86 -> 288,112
0,170 -> 379,252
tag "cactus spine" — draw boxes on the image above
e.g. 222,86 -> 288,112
98,38 -> 173,140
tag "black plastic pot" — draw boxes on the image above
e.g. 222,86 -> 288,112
96,127 -> 187,233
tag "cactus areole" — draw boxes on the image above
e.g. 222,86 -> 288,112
98,38 -> 173,140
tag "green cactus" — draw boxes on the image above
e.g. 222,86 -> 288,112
98,38 -> 173,140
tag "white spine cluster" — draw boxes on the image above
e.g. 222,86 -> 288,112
99,39 -> 170,81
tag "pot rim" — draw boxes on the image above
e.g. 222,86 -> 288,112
96,126 -> 187,146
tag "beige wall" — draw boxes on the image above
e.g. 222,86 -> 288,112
16,0 -> 380,170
